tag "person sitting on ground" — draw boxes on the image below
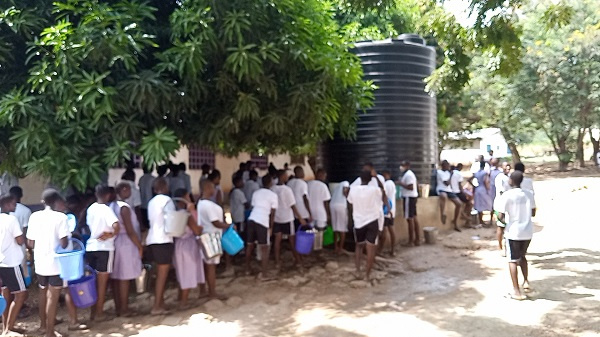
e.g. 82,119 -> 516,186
329,181 -> 350,254
85,185 -> 120,322
437,160 -> 463,231
287,166 -> 312,229
399,161 -> 421,246
348,170 -> 387,281
0,194 -> 27,335
307,168 -> 331,232
378,170 -> 397,256
246,175 -> 278,281
146,178 -> 175,315
271,170 -> 305,270
496,171 -> 536,300
173,188 -> 205,309
198,180 -> 230,298
27,189 -> 70,337
110,182 -> 144,317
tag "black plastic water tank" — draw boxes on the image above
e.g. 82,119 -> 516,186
320,35 -> 437,182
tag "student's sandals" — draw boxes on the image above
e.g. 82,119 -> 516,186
68,323 -> 89,331
506,293 -> 528,301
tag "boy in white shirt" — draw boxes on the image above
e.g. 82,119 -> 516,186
26,189 -> 70,337
230,176 -> 249,237
197,180 -> 230,299
287,166 -> 312,227
496,171 -> 536,300
329,181 -> 350,254
271,170 -> 305,270
246,175 -> 278,280
0,194 -> 26,335
494,162 -> 511,251
378,170 -> 397,256
399,161 -> 421,246
8,186 -> 32,297
85,185 -> 120,322
147,178 -> 175,315
347,170 -> 387,281
307,169 -> 331,231
243,170 -> 260,202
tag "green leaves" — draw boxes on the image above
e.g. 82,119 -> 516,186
139,127 -> 179,167
225,44 -> 263,82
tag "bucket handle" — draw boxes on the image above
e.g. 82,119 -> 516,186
56,237 -> 85,253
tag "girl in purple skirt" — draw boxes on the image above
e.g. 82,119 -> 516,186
110,182 -> 144,317
173,189 -> 205,310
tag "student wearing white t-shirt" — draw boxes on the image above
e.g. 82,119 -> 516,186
243,170 -> 260,202
437,160 -> 463,231
287,166 -> 312,225
26,189 -> 70,337
146,178 -> 175,315
351,162 -> 385,188
230,176 -> 249,234
494,162 -> 511,250
329,181 -> 350,254
307,169 -> 331,230
198,180 -> 229,299
271,170 -> 305,269
85,185 -> 120,322
0,194 -> 26,335
399,161 -> 421,246
347,170 -> 387,281
496,171 -> 536,300
246,175 -> 278,280
378,170 -> 397,256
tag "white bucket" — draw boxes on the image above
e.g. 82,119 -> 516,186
164,209 -> 189,238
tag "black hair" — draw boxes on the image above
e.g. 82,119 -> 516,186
400,160 -> 410,167
157,165 -> 168,177
276,169 -> 287,180
42,189 -> 64,207
116,181 -> 131,192
514,162 -> 525,173
143,164 -> 154,174
121,169 -> 135,182
0,194 -> 15,208
95,184 -> 112,197
233,175 -> 244,185
179,162 -> 187,172
293,166 -> 303,175
201,164 -> 211,173
8,186 -> 23,200
382,169 -> 391,176
511,171 -> 524,186
208,169 -> 221,181
249,170 -> 258,179
262,174 -> 272,187
480,161 -> 486,170
364,162 -> 374,169
360,170 -> 372,184
239,163 -> 246,170
173,188 -> 188,199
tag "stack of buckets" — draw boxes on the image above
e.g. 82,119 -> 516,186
56,238 -> 97,308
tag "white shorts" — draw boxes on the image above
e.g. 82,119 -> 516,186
313,220 -> 327,230
331,204 -> 348,232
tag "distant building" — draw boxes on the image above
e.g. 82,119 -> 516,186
441,128 -> 511,165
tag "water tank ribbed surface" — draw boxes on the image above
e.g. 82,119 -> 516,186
321,35 -> 437,182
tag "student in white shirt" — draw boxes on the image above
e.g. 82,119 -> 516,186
0,194 -> 27,335
437,160 -> 463,231
8,186 -> 31,232
243,170 -> 260,202
347,170 -> 387,281
138,165 -> 156,231
271,170 -> 305,269
307,169 -> 331,230
26,189 -> 70,337
287,166 -> 312,225
246,175 -> 278,281
496,171 -> 536,300
513,162 -> 535,194
378,170 -> 397,256
85,185 -> 120,322
494,162 -> 511,250
399,161 -> 421,246
230,176 -> 249,234
146,178 -> 176,315
329,181 -> 350,254
351,162 -> 386,187
197,180 -> 229,299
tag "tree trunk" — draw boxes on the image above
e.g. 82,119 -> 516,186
507,142 -> 521,164
575,128 -> 586,168
590,128 -> 599,162
556,138 -> 570,172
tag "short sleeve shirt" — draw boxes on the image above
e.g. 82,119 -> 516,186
400,170 -> 419,198
347,185 -> 383,229
243,180 -> 260,203
11,203 -> 31,229
229,188 -> 247,224
384,180 -> 397,216
27,208 -> 70,276
197,200 -> 224,235
146,194 -> 175,245
287,179 -> 310,219
496,188 -> 536,240
330,181 -> 350,206
248,188 -> 278,228
450,170 -> 464,193
436,170 -> 452,193
307,180 -> 332,222
271,185 -> 296,223
125,181 -> 142,208
0,213 -> 24,267
85,202 -> 119,252
138,174 -> 156,209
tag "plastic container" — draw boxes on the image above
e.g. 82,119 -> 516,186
222,226 -> 244,255
164,209 -> 189,238
55,238 -> 85,282
313,230 -> 323,251
135,264 -> 152,294
383,198 -> 393,215
295,230 -> 314,255
68,266 -> 97,308
0,295 -> 5,316
199,232 -> 223,259
323,226 -> 334,246
23,262 -> 32,287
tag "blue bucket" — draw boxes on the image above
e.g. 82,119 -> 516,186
383,198 -> 393,215
68,266 -> 97,309
222,226 -> 244,255
295,230 -> 314,255
24,262 -> 32,287
56,238 -> 85,282
0,295 -> 5,316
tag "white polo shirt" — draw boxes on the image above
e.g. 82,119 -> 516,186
85,202 -> 119,252
287,178 -> 310,219
400,170 -> 418,198
449,170 -> 463,194
351,175 -> 385,188
248,188 -> 278,228
330,181 -> 349,207
436,170 -> 452,193
146,194 -> 175,245
0,213 -> 24,267
307,180 -> 331,222
347,185 -> 383,229
496,188 -> 536,240
197,199 -> 224,235
26,207 -> 70,276
271,185 -> 296,224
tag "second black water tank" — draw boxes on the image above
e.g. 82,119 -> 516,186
320,35 -> 437,182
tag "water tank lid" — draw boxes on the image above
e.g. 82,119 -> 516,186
396,33 -> 426,45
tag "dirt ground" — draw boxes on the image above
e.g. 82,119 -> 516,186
11,163 -> 600,337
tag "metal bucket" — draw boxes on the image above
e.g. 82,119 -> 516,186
199,232 -> 223,259
423,227 -> 437,244
164,209 -> 189,238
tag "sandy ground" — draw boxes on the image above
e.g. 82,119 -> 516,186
11,164 -> 600,337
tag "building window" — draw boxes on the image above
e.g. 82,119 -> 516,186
115,154 -> 142,169
188,146 -> 215,170
251,153 -> 268,170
